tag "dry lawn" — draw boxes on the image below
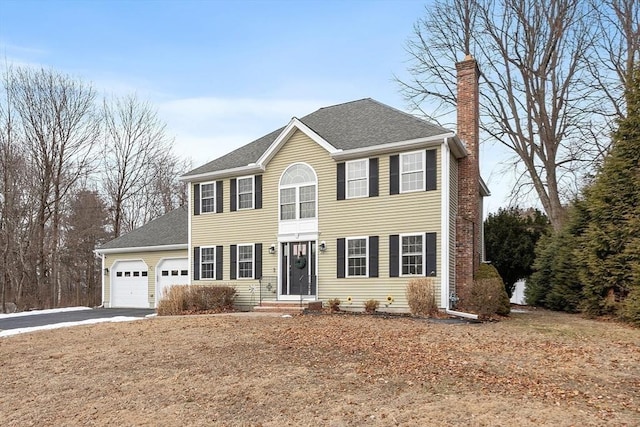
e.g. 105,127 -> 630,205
1,309 -> 639,426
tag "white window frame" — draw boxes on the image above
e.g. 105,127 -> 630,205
237,244 -> 254,279
346,236 -> 368,278
346,159 -> 369,199
200,246 -> 216,279
200,181 -> 216,214
278,164 -> 317,221
400,150 -> 425,193
400,233 -> 425,276
237,175 -> 254,210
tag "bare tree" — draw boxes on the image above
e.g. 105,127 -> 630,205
6,67 -> 100,306
399,0 -> 638,230
102,94 -> 175,237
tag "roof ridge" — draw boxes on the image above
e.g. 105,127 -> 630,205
366,98 -> 449,132
313,98 -> 373,112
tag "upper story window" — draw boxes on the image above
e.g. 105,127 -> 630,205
401,151 -> 425,193
279,163 -> 317,221
237,176 -> 254,210
346,159 -> 368,198
200,182 -> 216,213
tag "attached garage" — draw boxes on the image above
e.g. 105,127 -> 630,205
95,206 -> 189,309
111,260 -> 149,308
156,258 -> 189,304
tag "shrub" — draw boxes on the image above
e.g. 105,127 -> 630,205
467,263 -> 511,319
157,285 -> 236,315
327,298 -> 341,312
363,299 -> 379,314
405,278 -> 437,317
620,289 -> 640,326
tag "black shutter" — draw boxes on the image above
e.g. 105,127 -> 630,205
230,245 -> 237,280
255,175 -> 262,209
230,179 -> 237,212
389,234 -> 399,277
369,158 -> 379,197
216,181 -> 223,213
216,245 -> 223,280
254,243 -> 262,279
426,232 -> 437,276
193,247 -> 200,280
426,150 -> 437,191
369,236 -> 379,278
337,163 -> 345,200
337,238 -> 345,278
390,155 -> 399,195
193,184 -> 200,216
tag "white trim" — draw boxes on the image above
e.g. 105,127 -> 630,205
345,159 -> 369,199
188,183 -> 192,284
199,245 -> 217,280
96,244 -> 188,255
236,175 -> 255,210
331,133 -> 456,161
399,150 -> 426,193
101,253 -> 106,307
258,118 -> 339,166
345,236 -> 369,278
440,140 -> 451,308
278,162 -> 318,222
199,180 -> 217,214
399,232 -> 426,277
236,243 -> 254,279
480,176 -> 491,197
180,164 -> 264,183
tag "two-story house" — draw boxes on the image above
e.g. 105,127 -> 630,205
96,56 -> 488,312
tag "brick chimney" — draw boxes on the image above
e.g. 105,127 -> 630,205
455,55 -> 481,305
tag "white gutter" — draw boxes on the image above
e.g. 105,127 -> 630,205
95,244 -> 188,255
187,182 -> 192,284
331,133 -> 455,161
101,253 -> 106,307
180,164 -> 264,183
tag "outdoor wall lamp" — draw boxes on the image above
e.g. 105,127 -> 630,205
268,244 -> 276,254
319,241 -> 326,252
104,268 -> 109,275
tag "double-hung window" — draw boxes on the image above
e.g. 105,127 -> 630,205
401,234 -> 424,275
237,176 -> 254,210
279,163 -> 317,221
200,246 -> 216,279
299,185 -> 316,218
346,159 -> 368,198
200,182 -> 216,213
400,151 -> 425,193
347,237 -> 368,277
237,244 -> 254,279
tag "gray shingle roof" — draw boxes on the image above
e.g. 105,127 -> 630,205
98,205 -> 188,250
183,98 -> 451,177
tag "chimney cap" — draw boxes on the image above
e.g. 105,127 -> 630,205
464,54 -> 474,61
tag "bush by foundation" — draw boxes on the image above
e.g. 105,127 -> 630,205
157,285 -> 236,315
405,278 -> 438,317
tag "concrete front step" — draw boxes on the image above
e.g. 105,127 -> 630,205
253,301 -> 322,314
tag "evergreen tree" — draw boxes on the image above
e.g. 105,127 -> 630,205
578,66 -> 640,318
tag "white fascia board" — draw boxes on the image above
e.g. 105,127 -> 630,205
95,244 -> 188,255
331,132 -> 455,161
448,134 -> 469,159
257,117 -> 340,166
179,164 -> 264,183
480,176 -> 491,197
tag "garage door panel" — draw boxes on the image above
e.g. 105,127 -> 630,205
111,260 -> 149,308
157,258 -> 189,304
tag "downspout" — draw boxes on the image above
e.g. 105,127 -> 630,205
443,138 -> 479,321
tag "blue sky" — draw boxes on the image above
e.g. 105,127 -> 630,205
0,0 -> 511,212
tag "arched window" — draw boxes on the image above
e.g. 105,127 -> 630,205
279,163 -> 317,220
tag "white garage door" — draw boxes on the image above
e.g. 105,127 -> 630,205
111,260 -> 149,308
156,258 -> 189,305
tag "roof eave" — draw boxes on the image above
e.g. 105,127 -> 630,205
480,176 -> 491,197
331,132 -> 455,161
95,243 -> 188,255
179,164 -> 265,183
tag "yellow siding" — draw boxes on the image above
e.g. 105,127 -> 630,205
103,249 -> 187,308
190,129 -> 445,311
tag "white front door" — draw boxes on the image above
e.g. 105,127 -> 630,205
111,260 -> 149,308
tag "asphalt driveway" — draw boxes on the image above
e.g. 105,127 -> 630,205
0,308 -> 155,331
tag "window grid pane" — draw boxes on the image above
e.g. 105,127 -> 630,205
201,247 -> 216,279
402,235 -> 423,275
299,185 -> 316,219
347,238 -> 367,276
280,188 -> 296,220
401,152 -> 424,192
238,178 -> 253,210
238,245 -> 253,278
201,183 -> 216,213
